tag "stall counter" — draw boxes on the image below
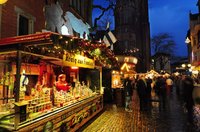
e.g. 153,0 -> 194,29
0,94 -> 103,132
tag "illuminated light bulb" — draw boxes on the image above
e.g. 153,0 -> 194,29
187,64 -> 191,67
181,64 -> 186,68
71,67 -> 78,70
59,36 -> 63,39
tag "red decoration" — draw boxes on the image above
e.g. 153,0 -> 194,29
55,74 -> 71,91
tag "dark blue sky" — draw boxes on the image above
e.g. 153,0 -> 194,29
149,0 -> 198,57
93,0 -> 198,57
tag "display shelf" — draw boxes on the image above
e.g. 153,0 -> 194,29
11,95 -> 103,132
0,97 -> 15,100
14,101 -> 29,106
0,111 -> 12,119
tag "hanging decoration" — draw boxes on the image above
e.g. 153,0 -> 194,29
23,33 -> 118,68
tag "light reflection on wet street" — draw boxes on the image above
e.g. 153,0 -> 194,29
82,89 -> 200,132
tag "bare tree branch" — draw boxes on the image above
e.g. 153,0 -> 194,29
93,2 -> 115,30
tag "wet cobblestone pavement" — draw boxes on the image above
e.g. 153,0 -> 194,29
81,89 -> 200,132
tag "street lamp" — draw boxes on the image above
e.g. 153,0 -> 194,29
185,37 -> 191,44
185,36 -> 192,63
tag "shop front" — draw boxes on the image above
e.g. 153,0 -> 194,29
0,32 -> 111,131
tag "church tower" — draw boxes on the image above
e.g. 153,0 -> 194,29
197,0 -> 200,13
114,0 -> 150,72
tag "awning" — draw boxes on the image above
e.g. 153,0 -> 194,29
0,32 -> 57,46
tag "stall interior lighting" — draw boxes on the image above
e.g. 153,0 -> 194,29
112,70 -> 120,74
71,66 -> 78,69
121,63 -> 129,72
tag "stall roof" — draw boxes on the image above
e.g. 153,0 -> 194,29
0,32 -> 61,46
0,32 -> 119,68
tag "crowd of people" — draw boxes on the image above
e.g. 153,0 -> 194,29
123,73 -> 198,125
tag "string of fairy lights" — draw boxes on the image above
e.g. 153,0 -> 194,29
25,34 -> 118,68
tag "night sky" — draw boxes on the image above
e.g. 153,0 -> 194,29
92,0 -> 198,57
149,0 -> 198,57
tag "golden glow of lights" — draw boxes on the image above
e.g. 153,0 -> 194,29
174,72 -> 180,76
121,63 -> 129,72
0,0 -> 8,4
187,64 -> 191,67
192,70 -> 199,74
71,67 -> 78,70
112,70 -> 119,74
133,58 -> 138,64
181,64 -> 186,68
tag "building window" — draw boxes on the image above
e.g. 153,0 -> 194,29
124,41 -> 128,50
124,15 -> 128,24
77,0 -> 80,12
69,0 -> 73,6
73,0 -> 77,9
19,15 -> 29,35
15,6 -> 35,36
80,1 -> 84,17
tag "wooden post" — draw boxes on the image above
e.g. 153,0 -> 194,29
14,50 -> 22,129
15,50 -> 21,102
99,67 -> 103,94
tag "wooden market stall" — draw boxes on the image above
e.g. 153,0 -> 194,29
0,32 -> 117,131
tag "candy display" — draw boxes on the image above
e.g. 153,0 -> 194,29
54,81 -> 95,107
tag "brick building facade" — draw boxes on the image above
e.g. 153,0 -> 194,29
0,0 -> 93,38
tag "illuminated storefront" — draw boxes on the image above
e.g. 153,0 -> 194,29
0,32 -> 117,131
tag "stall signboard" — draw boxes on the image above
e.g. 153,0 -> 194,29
63,54 -> 94,69
52,54 -> 95,69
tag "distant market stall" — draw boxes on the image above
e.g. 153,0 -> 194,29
0,32 -> 117,131
145,70 -> 160,78
111,55 -> 138,107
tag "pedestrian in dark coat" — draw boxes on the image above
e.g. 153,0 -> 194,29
136,75 -> 147,111
183,76 -> 194,124
124,77 -> 133,112
155,76 -> 167,110
146,77 -> 152,109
